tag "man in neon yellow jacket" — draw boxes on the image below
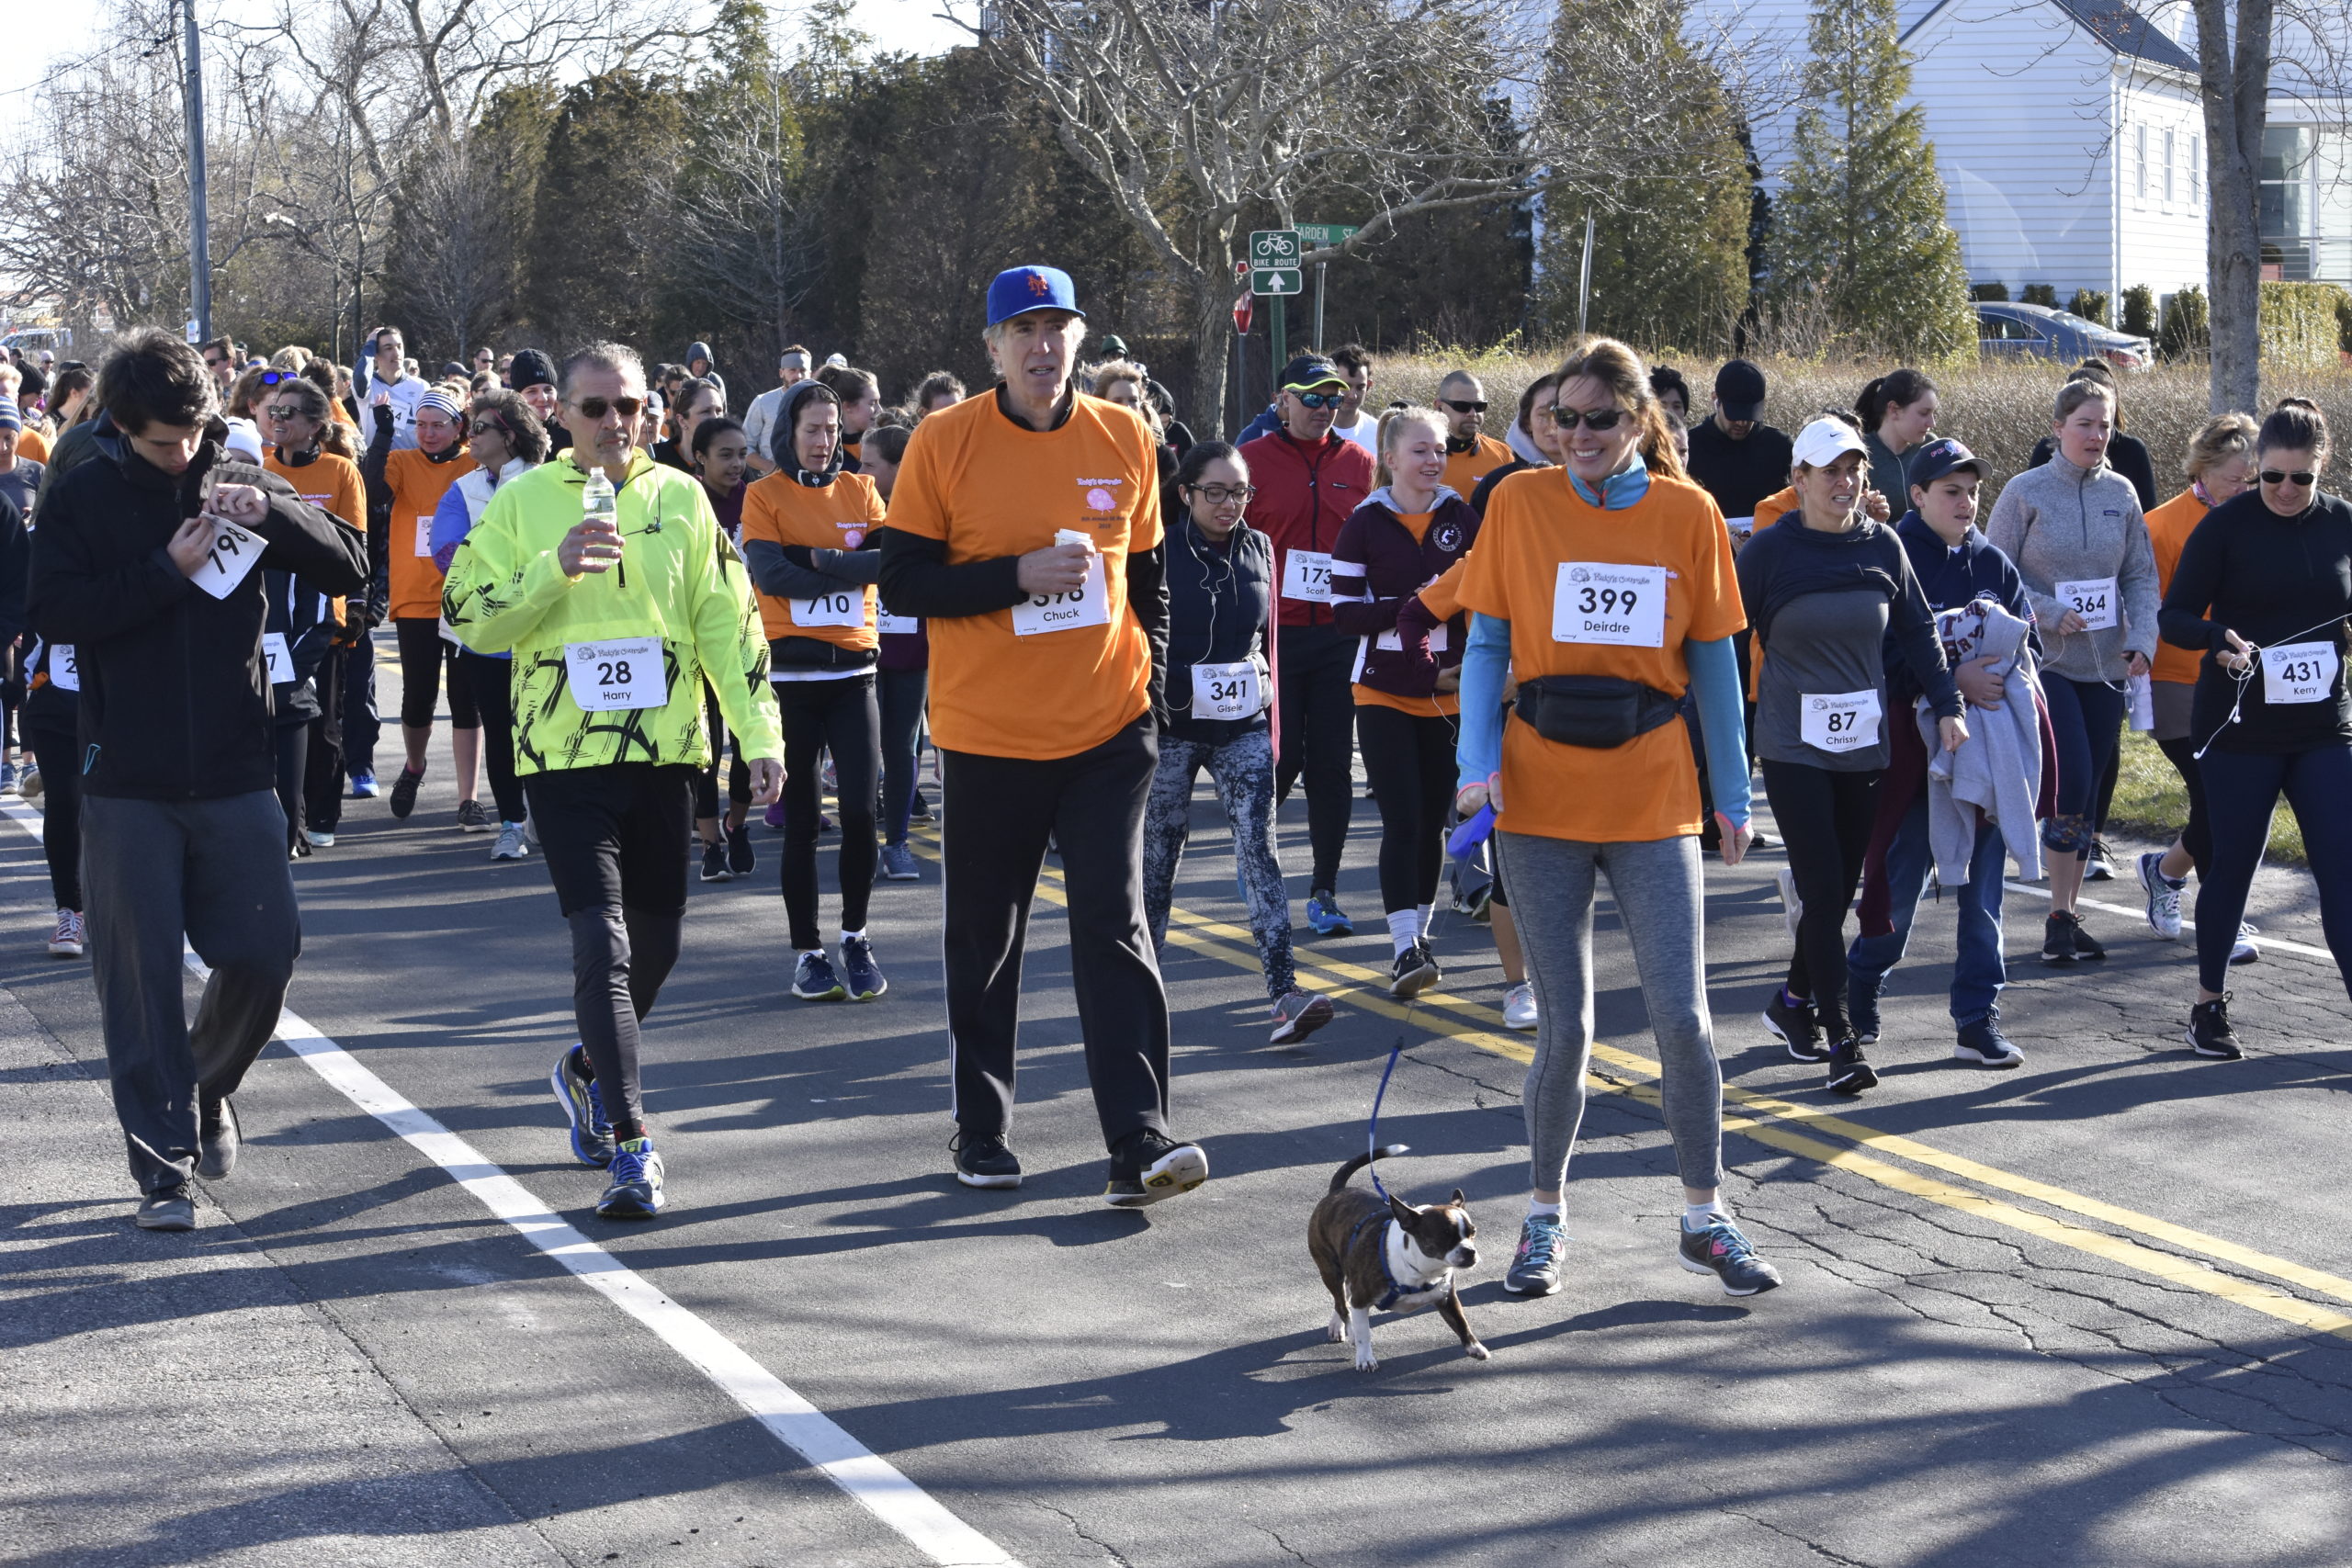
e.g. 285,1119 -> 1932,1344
445,341 -> 783,1221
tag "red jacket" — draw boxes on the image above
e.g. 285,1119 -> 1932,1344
1238,429 -> 1375,627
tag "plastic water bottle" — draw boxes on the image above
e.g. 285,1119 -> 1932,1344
582,468 -> 617,532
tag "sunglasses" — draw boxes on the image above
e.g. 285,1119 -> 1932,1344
1442,399 -> 1487,413
572,396 -> 645,420
2261,469 -> 2317,487
469,418 -> 506,437
257,369 -> 299,387
1289,389 -> 1346,410
1548,406 -> 1629,431
1187,483 -> 1256,504
264,404 -> 311,422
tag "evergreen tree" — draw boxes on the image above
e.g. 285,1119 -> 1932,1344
1763,0 -> 1973,357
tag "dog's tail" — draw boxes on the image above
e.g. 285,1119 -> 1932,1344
1329,1144 -> 1410,1193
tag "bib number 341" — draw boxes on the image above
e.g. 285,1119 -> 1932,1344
565,637 -> 668,712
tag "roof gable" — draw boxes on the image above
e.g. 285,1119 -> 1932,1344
2051,0 -> 2199,71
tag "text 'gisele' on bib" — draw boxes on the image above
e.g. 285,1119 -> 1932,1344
1802,689 -> 1883,752
1012,554 -> 1109,637
1282,549 -> 1334,604
1552,562 -> 1667,647
2055,576 -> 2119,631
1189,659 -> 1265,720
2262,640 -> 2340,704
564,637 -> 667,712
790,589 -> 865,629
189,518 -> 266,600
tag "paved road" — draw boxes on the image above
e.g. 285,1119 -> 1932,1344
6,654 -> 2351,1567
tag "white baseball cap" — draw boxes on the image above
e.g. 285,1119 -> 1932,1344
1792,417 -> 1868,468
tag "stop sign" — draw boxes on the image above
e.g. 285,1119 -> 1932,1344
1232,293 -> 1254,334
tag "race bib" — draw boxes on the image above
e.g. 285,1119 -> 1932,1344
877,608 -> 918,637
1724,515 -> 1755,544
1376,623 -> 1451,654
49,644 -> 78,693
564,636 -> 667,712
263,632 -> 293,685
1552,562 -> 1667,648
1282,549 -> 1334,604
414,514 -> 435,558
1190,659 -> 1265,721
1012,554 -> 1110,637
188,517 -> 266,600
1801,690 -> 1883,753
2262,640 -> 2340,705
2055,577 -> 2118,631
790,588 -> 865,629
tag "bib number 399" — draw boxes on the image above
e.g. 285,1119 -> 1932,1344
564,636 -> 668,712
1552,562 -> 1668,648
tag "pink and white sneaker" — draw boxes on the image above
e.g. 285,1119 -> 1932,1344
48,908 -> 84,958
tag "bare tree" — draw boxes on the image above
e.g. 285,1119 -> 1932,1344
668,72 -> 822,357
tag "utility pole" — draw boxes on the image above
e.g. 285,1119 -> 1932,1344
1576,211 -> 1595,338
182,0 -> 213,344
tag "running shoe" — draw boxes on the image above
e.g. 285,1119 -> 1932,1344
457,798 -> 492,833
1678,1214 -> 1783,1295
725,824 -> 755,878
492,822 -> 531,862
877,842 -> 920,881
0,761 -> 18,795
1848,982 -> 1881,1045
388,765 -> 424,819
1825,1038 -> 1879,1096
2231,922 -> 2260,964
1776,865 -> 1804,945
841,936 -> 888,1001
2041,911 -> 2103,963
1501,981 -> 1539,1032
596,1137 -> 664,1219
2187,994 -> 2242,1059
2138,851 -> 2186,941
47,908 -> 83,958
821,754 -> 838,792
198,1097 -> 240,1180
2086,840 -> 2117,881
1268,989 -> 1334,1044
1304,891 -> 1354,937
792,950 -> 847,1001
1102,1128 -> 1208,1209
1748,827 -> 1778,851
17,763 -> 40,801
348,769 -> 379,799
2068,916 -> 2108,961
909,789 -> 934,823
952,1132 -> 1023,1189
1954,1018 -> 2026,1068
303,828 -> 335,850
1387,942 -> 1441,999
549,1043 -> 616,1167
1762,988 -> 1827,1062
699,840 -> 731,882
763,800 -> 786,830
1504,1213 -> 1567,1295
135,1186 -> 197,1232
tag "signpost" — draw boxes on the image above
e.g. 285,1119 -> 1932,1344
1295,223 -> 1359,350
1249,229 -> 1303,388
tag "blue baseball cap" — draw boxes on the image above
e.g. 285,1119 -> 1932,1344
1905,435 -> 1992,492
986,265 -> 1085,327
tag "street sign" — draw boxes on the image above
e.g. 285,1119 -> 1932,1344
1232,293 -> 1254,335
1249,228 -> 1302,297
1295,222 -> 1361,248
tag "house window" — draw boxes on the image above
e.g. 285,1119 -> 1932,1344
2135,124 -> 2148,198
2191,134 -> 2202,205
2165,129 -> 2176,202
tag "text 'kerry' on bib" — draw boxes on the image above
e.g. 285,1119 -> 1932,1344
564,636 -> 667,712
2262,640 -> 2340,704
1552,562 -> 1666,648
1012,553 -> 1110,637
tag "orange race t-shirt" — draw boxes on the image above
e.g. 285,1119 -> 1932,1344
1353,512 -> 1460,718
265,447 -> 367,534
1457,468 -> 1746,843
383,448 -> 477,619
741,469 -> 887,648
2144,488 -> 2210,686
1442,434 -> 1513,500
887,389 -> 1160,761
1753,486 -> 1797,533
17,428 -> 49,464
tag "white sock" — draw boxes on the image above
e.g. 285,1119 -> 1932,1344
1526,1199 -> 1564,1220
1684,1199 -> 1730,1231
1416,902 -> 1435,936
841,928 -> 865,945
800,947 -> 827,960
1386,908 -> 1421,955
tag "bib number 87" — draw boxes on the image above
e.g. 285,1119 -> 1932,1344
598,659 -> 633,685
1825,709 -> 1856,734
1577,586 -> 1637,616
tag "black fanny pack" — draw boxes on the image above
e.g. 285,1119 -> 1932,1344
1512,675 -> 1680,750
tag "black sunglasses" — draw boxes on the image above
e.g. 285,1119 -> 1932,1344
1549,406 -> 1628,431
1289,389 -> 1346,410
572,395 -> 645,420
1442,399 -> 1487,414
2261,468 -> 2317,487
469,417 -> 507,437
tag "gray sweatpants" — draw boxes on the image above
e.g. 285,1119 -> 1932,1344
84,790 -> 300,1194
1498,829 -> 1724,1195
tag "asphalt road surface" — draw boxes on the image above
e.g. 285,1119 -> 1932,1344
6,649 -> 2350,1567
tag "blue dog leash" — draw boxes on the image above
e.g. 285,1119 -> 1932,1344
1366,1043 -> 1403,1201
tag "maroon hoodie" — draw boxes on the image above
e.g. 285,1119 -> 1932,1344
1329,490 -> 1479,700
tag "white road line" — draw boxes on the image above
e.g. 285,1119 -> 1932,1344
2002,878 -> 2336,963
0,800 -> 1022,1568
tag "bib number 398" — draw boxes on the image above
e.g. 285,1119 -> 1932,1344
565,637 -> 668,712
1552,562 -> 1667,648
1012,554 -> 1109,637
1802,690 -> 1883,753
2262,640 -> 2340,705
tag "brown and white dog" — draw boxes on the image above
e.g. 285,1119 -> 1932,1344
1308,1144 -> 1487,1371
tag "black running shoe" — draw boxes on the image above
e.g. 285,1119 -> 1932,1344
699,840 -> 731,882
2187,994 -> 2243,1060
909,789 -> 933,824
1848,983 -> 1881,1045
725,824 -> 756,878
388,765 -> 424,820
1825,1038 -> 1879,1096
2041,912 -> 2081,964
1954,1018 -> 2026,1068
2067,915 -> 2107,960
197,1097 -> 240,1180
952,1132 -> 1023,1189
1762,988 -> 1827,1062
1387,942 -> 1441,999
1103,1128 -> 1209,1208
1677,1214 -> 1782,1295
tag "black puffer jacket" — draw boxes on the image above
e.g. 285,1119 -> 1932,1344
28,419 -> 368,799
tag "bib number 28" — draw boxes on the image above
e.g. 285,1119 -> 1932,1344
565,636 -> 668,712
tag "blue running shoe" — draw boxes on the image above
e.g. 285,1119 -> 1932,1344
1678,1214 -> 1783,1296
841,936 -> 888,1001
1505,1213 -> 1567,1295
348,769 -> 379,799
1305,890 -> 1353,937
597,1137 -> 664,1219
792,950 -> 847,1000
549,1044 -> 616,1168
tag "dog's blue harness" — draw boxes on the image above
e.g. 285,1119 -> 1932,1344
1347,1209 -> 1447,1313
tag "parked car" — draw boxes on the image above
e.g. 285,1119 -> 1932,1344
1974,302 -> 2153,371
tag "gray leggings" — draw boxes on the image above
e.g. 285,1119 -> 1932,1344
1498,829 -> 1724,1195
1143,728 -> 1295,999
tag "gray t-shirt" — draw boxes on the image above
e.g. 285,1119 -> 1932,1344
1758,588 -> 1894,771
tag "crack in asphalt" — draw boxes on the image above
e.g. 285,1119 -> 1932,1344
1029,1495 -> 1136,1568
1717,1505 -> 1881,1566
1250,1519 -> 1323,1567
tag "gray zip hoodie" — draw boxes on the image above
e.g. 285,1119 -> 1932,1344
1983,451 -> 2157,682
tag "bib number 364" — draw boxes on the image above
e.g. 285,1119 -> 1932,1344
565,636 -> 668,712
